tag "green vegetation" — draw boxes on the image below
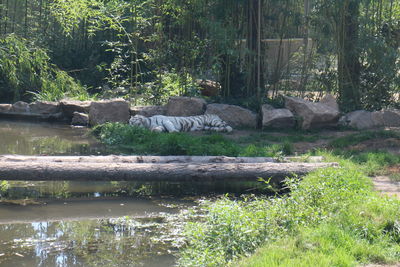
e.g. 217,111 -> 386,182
92,123 -> 293,157
178,159 -> 400,267
0,0 -> 399,110
328,130 -> 400,149
0,35 -> 90,102
238,131 -> 326,146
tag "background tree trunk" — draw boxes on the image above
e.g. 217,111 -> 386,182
337,0 -> 361,111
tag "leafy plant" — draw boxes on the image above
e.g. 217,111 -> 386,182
0,34 -> 89,102
178,162 -> 400,266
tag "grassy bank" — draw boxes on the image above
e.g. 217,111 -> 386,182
178,157 -> 400,267
92,123 -> 293,157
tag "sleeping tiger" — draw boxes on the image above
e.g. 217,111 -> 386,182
129,114 -> 233,133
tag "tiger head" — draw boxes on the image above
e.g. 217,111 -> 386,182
129,115 -> 148,127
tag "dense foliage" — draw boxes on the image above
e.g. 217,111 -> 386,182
0,34 -> 89,102
0,0 -> 398,109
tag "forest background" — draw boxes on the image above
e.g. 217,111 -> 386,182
0,0 -> 399,112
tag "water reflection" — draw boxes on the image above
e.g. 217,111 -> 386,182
0,199 -> 187,267
0,216 -> 180,267
0,179 -> 197,267
0,120 -> 108,155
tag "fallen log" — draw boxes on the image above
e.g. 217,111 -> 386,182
0,160 -> 337,181
0,155 -> 325,164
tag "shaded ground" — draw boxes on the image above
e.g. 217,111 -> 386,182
194,127 -> 400,199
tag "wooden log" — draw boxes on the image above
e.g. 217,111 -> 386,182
0,160 -> 337,182
0,155 -> 324,164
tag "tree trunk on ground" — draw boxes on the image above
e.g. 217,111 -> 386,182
0,157 -> 337,182
0,155 -> 325,164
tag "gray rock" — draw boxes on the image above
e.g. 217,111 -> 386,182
60,99 -> 92,119
166,97 -> 206,116
205,103 -> 258,128
261,104 -> 275,111
0,104 -> 12,112
320,94 -> 339,112
10,101 -> 30,113
381,109 -> 400,127
71,112 -> 89,126
89,99 -> 130,126
130,105 -> 166,117
284,96 -> 340,130
339,110 -> 383,129
29,101 -> 60,114
262,105 -> 295,129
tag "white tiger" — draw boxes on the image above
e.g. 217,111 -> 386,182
129,114 -> 233,133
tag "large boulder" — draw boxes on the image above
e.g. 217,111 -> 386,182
284,96 -> 340,130
166,97 -> 206,116
339,110 -> 384,130
381,109 -> 400,127
205,103 -> 258,128
130,105 -> 166,117
261,104 -> 295,129
71,112 -> 89,126
10,101 -> 30,113
89,99 -> 130,126
29,101 -> 60,114
0,104 -> 11,112
320,94 -> 339,112
60,99 -> 92,119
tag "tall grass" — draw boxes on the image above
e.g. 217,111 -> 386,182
178,161 -> 400,267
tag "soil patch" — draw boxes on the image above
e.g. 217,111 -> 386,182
373,176 -> 400,198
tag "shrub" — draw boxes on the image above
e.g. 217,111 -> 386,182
0,34 -> 89,102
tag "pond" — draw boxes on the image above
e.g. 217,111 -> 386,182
0,180 -> 196,267
0,120 -> 263,267
0,120 -> 108,155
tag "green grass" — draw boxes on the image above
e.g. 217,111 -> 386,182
237,131 -> 325,146
92,123 -> 294,157
313,150 -> 400,177
328,130 -> 400,149
177,158 -> 400,267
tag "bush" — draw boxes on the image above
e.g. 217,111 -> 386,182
0,34 -> 89,102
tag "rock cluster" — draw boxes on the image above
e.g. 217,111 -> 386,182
1,94 -> 399,131
339,109 -> 400,129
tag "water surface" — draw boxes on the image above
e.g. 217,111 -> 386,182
0,120 -> 108,155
